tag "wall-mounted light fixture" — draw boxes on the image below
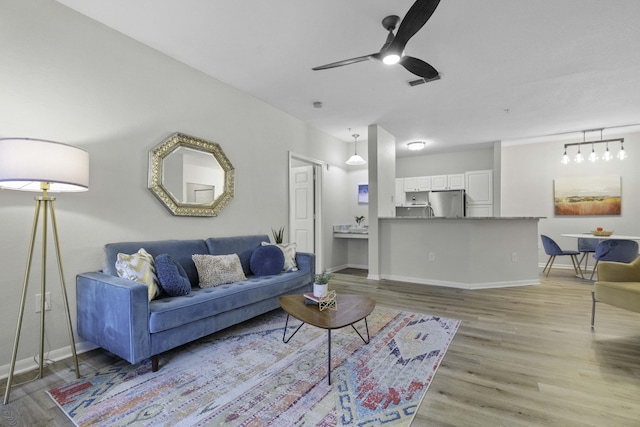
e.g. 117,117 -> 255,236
407,141 -> 426,151
562,129 -> 626,164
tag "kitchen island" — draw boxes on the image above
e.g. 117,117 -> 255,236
377,216 -> 542,289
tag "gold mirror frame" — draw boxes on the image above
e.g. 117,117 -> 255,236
148,132 -> 234,216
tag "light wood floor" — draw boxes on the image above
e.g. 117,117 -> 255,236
2,269 -> 639,426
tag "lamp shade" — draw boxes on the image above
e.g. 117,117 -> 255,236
0,138 -> 89,192
345,154 -> 366,166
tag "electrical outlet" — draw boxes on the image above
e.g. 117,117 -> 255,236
511,252 -> 518,262
429,252 -> 436,261
35,292 -> 51,313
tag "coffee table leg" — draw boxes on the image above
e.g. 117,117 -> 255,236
350,317 -> 370,344
327,329 -> 331,385
282,314 -> 305,343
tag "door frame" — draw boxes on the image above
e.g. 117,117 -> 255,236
288,151 -> 323,272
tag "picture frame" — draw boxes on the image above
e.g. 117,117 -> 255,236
358,184 -> 368,204
553,175 -> 621,216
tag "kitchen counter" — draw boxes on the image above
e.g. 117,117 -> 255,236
376,216 -> 543,289
380,216 -> 542,220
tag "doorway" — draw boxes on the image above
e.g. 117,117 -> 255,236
288,152 -> 323,272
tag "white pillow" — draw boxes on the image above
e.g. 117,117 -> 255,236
115,248 -> 161,301
192,254 -> 247,287
261,242 -> 298,272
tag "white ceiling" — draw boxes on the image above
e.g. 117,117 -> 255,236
56,0 -> 640,157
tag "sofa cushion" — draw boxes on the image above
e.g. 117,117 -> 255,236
205,235 -> 268,276
148,270 -> 310,333
104,240 -> 208,286
115,248 -> 161,301
155,254 -> 191,297
192,254 -> 247,287
250,245 -> 285,276
262,241 -> 298,271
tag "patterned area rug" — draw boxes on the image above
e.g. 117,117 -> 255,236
48,306 -> 459,426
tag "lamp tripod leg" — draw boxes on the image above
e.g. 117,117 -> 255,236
3,200 -> 42,405
48,200 -> 80,379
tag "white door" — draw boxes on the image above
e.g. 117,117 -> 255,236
290,165 -> 314,253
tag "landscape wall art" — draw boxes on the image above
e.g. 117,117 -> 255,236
554,175 -> 621,216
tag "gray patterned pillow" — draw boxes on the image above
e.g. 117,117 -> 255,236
115,248 -> 161,301
192,254 -> 247,287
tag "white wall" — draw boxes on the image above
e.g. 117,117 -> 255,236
501,132 -> 640,266
0,0 -> 349,372
397,147 -> 494,177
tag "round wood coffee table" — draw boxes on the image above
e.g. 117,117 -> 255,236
279,293 -> 375,385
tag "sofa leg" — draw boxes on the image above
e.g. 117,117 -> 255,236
151,355 -> 159,372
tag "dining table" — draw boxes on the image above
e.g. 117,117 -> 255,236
561,233 -> 640,279
561,233 -> 640,240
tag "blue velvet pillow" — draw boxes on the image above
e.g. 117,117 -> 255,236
155,254 -> 191,296
250,245 -> 285,276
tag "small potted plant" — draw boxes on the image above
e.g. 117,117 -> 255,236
355,215 -> 365,228
313,270 -> 333,297
271,226 -> 285,244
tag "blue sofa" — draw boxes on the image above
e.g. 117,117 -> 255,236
76,235 -> 314,371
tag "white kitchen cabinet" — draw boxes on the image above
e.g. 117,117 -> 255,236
448,174 -> 465,190
465,170 -> 493,205
431,174 -> 464,191
466,205 -> 493,217
403,176 -> 430,192
395,178 -> 405,206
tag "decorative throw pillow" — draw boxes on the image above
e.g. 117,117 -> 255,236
250,245 -> 285,276
261,242 -> 298,272
155,254 -> 191,296
115,248 -> 161,301
192,254 -> 247,288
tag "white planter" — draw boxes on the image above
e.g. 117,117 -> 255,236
313,283 -> 328,298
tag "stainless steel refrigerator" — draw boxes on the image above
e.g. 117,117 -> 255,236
429,190 -> 465,217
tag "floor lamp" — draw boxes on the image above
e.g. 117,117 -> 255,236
0,138 -> 89,405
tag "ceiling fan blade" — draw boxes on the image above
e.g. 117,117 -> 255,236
390,0 -> 441,52
312,54 -> 378,71
399,56 -> 439,79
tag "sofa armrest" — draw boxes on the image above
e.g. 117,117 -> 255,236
295,252 -> 315,277
76,272 -> 151,364
598,257 -> 640,282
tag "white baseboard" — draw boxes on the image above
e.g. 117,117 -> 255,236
0,341 -> 97,381
379,273 -> 540,290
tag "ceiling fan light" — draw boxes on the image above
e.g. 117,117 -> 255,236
383,53 -> 401,65
407,141 -> 426,151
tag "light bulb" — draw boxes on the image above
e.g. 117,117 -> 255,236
618,144 -> 627,160
588,147 -> 598,162
574,148 -> 584,163
561,150 -> 569,165
603,146 -> 612,161
383,54 -> 401,65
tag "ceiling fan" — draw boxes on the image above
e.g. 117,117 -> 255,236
312,0 -> 441,80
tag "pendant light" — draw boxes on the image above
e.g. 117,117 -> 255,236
618,141 -> 627,160
561,128 -> 627,164
603,129 -> 613,161
345,133 -> 366,166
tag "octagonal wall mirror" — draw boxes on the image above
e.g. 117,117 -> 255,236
148,132 -> 234,216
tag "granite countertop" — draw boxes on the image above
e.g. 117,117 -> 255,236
379,216 -> 544,220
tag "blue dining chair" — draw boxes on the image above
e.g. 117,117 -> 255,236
590,239 -> 639,280
541,235 -> 583,278
577,237 -> 600,274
